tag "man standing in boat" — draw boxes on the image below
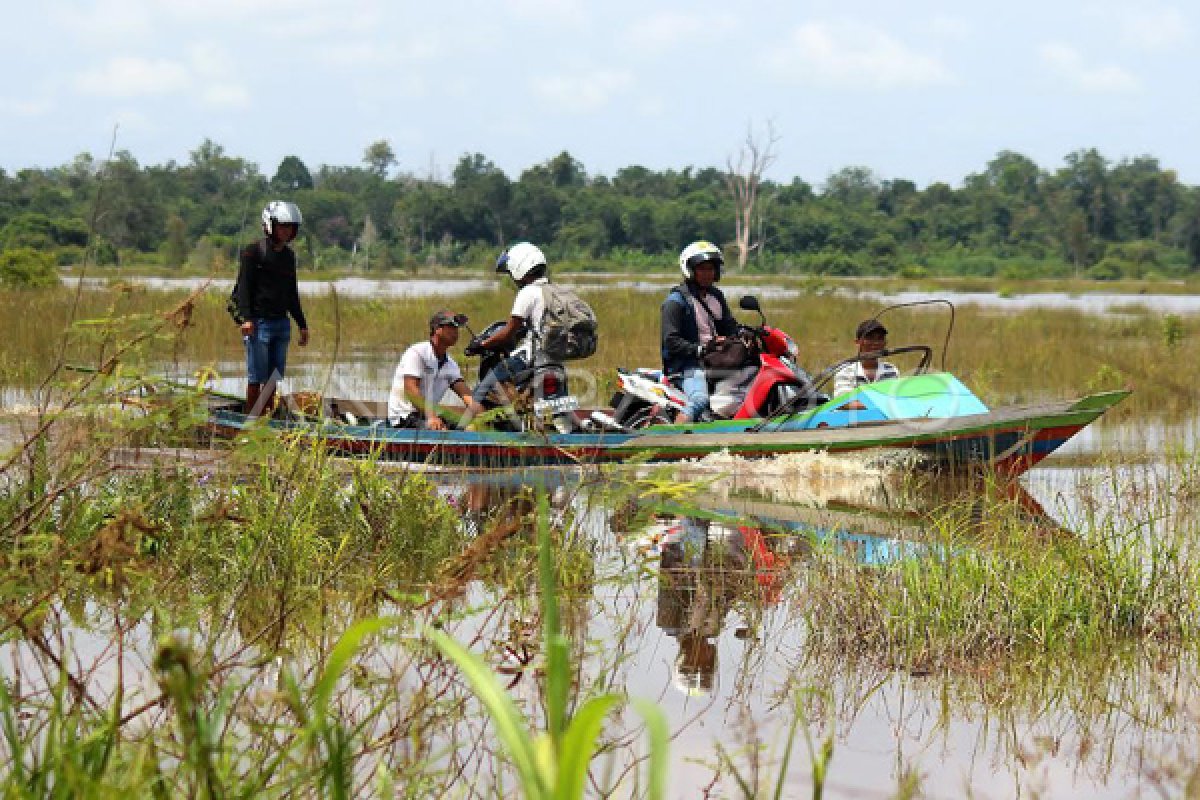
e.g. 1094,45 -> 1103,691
833,319 -> 899,410
661,241 -> 739,424
234,201 -> 310,416
388,310 -> 484,430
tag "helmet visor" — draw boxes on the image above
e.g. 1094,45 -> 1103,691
685,251 -> 723,272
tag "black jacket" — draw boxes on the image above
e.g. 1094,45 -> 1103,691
660,282 -> 737,374
235,239 -> 308,329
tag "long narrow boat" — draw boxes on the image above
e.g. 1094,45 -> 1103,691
206,372 -> 1129,478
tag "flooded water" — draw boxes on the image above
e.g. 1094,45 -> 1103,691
4,443 -> 1195,797
434,459 -> 1199,797
64,274 -> 1200,313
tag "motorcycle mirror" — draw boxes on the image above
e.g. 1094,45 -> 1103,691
738,295 -> 761,312
452,313 -> 469,326
739,295 -> 766,326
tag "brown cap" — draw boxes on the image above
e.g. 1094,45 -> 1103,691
855,319 -> 887,339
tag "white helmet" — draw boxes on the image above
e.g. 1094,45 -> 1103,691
495,242 -> 546,283
262,201 -> 303,236
679,240 -> 723,281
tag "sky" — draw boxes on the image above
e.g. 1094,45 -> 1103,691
1,0 -> 1197,189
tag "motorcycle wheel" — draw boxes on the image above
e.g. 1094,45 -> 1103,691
627,408 -> 672,429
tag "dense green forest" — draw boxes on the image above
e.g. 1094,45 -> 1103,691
2,138 -> 1198,281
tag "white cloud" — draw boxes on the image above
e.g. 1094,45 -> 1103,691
200,84 -> 251,109
159,0 -> 260,22
1039,43 -> 1139,92
0,97 -> 54,118
623,10 -> 738,51
1118,6 -> 1189,50
926,15 -> 972,41
533,69 -> 633,113
765,21 -> 953,89
75,56 -> 190,97
51,0 -> 155,42
105,108 -> 157,137
502,0 -> 586,26
186,42 -> 232,78
315,38 -> 440,69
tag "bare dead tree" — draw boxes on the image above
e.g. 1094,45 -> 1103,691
725,121 -> 780,271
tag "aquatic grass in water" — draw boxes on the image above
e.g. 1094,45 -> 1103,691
802,463 -> 1200,669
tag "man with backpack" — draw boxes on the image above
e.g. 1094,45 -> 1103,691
463,242 -> 597,424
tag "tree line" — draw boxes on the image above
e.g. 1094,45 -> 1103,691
2,137 -> 1198,282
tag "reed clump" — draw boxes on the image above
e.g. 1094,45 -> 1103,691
800,463 -> 1200,671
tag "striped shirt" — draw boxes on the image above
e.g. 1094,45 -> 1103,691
833,360 -> 900,398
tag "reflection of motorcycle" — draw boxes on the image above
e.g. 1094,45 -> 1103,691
463,320 -> 581,433
651,515 -> 788,695
609,295 -> 828,428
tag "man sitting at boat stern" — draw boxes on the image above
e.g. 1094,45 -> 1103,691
833,319 -> 900,411
389,310 -> 485,430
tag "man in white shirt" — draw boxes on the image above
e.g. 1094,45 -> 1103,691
833,319 -> 900,410
388,310 -> 484,429
467,242 -> 550,410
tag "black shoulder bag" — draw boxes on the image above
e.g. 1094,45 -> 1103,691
693,290 -> 751,370
227,240 -> 266,325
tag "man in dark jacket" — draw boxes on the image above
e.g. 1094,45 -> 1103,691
236,200 -> 310,415
661,241 -> 738,423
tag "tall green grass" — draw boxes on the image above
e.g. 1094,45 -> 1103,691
800,464 -> 1200,670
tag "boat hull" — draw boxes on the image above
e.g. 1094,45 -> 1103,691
207,390 -> 1128,477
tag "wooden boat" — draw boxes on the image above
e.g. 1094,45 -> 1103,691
205,372 -> 1129,478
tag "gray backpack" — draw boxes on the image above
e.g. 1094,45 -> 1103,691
538,284 -> 598,361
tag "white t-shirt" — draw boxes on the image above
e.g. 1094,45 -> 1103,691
388,340 -> 465,424
510,277 -> 549,361
832,360 -> 900,398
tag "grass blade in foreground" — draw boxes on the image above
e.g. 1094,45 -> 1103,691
428,489 -> 668,799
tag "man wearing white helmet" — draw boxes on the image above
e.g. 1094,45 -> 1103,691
661,241 -> 739,423
466,241 -> 551,411
233,200 -> 310,415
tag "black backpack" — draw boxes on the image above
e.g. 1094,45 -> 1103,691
226,241 -> 266,325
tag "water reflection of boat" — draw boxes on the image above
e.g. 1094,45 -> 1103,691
648,515 -> 791,696
204,381 -> 1129,477
681,478 -> 1066,563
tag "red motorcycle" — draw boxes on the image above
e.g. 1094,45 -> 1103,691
609,295 -> 826,427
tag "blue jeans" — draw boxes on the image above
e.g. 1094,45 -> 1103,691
680,366 -> 709,421
473,354 -> 529,405
245,317 -> 292,385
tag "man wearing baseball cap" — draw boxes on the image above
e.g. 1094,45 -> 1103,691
832,318 -> 900,410
388,310 -> 484,429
